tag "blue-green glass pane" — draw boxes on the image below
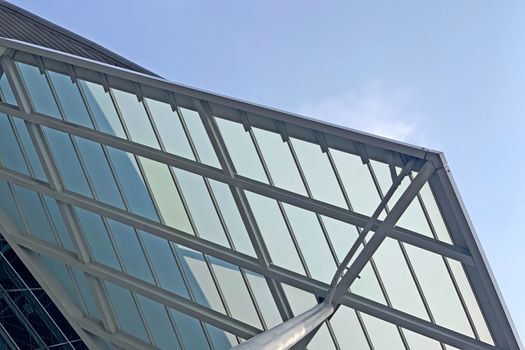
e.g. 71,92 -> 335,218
253,127 -> 307,195
78,80 -> 126,138
0,114 -> 28,174
104,282 -> 149,342
206,324 -> 238,350
291,138 -> 347,208
179,108 -> 220,167
176,246 -> 225,312
112,89 -> 159,148
75,137 -> 124,209
43,196 -> 74,251
106,147 -> 158,221
140,157 -> 192,233
11,118 -> 47,181
245,272 -> 282,329
0,180 -> 25,232
216,118 -> 267,183
16,62 -> 60,117
0,73 -> 17,105
246,192 -> 304,274
170,309 -> 210,350
48,71 -> 93,128
108,219 -> 154,284
361,314 -> 406,350
208,179 -> 255,256
40,256 -> 82,310
146,98 -> 194,160
13,186 -> 56,244
75,208 -> 120,270
283,204 -> 336,283
70,269 -> 101,319
44,128 -> 91,197
137,295 -> 182,350
209,256 -> 261,327
330,307 -> 371,350
173,168 -> 228,246
140,232 -> 189,297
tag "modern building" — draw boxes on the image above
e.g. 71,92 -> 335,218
0,1 -> 521,349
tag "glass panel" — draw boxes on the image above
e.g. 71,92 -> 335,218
40,256 -> 82,310
361,313 -> 406,350
208,179 -> 255,256
283,204 -> 336,283
106,147 -> 158,221
215,118 -> 267,183
104,281 -> 149,342
420,183 -> 453,244
108,219 -> 154,284
0,180 -> 25,231
291,138 -> 347,208
140,231 -> 189,297
253,127 -> 306,195
0,113 -> 29,174
13,186 -> 56,244
350,261 -> 386,305
321,216 -> 360,262
16,62 -> 60,118
283,284 -> 316,315
331,149 -> 382,216
176,246 -> 225,313
75,208 -> 120,271
208,256 -> 261,327
308,323 -> 336,350
173,168 -> 229,246
112,89 -> 159,148
11,117 -> 47,181
0,73 -> 17,105
206,324 -> 238,350
78,80 -> 126,138
43,196 -> 74,251
404,329 -> 442,349
179,107 -> 220,167
244,271 -> 282,329
331,307 -> 371,350
48,71 -> 93,128
70,268 -> 101,319
170,309 -> 211,350
405,244 -> 474,336
448,259 -> 493,344
75,137 -> 124,209
246,191 -> 304,274
44,128 -> 91,197
369,237 -> 429,319
146,98 -> 194,160
137,294 -> 182,350
371,161 -> 433,237
139,157 -> 193,233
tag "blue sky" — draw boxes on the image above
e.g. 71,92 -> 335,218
10,0 -> 524,340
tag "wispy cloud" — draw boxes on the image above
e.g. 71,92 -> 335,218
297,80 -> 423,143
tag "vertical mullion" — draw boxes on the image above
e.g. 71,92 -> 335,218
327,147 -> 410,350
1,55 -> 120,334
193,99 -> 294,323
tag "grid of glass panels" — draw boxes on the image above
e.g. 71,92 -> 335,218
0,51 -> 499,350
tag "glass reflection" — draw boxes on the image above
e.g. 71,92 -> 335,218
0,73 -> 17,105
179,108 -> 220,167
17,62 -> 60,117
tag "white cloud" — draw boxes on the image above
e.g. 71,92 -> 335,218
297,80 -> 423,143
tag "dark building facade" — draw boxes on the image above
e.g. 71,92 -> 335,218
0,1 -> 521,349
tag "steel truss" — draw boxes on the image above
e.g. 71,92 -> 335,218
0,37 -> 521,350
